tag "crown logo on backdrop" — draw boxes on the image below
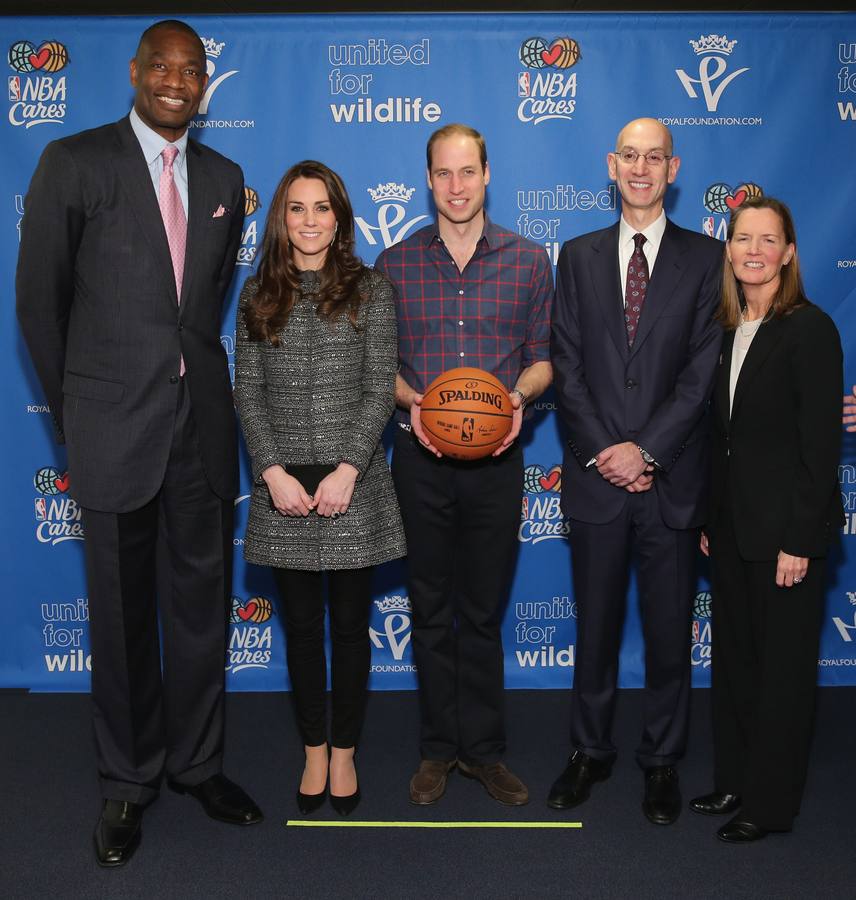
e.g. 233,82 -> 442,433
689,34 -> 738,56
374,595 -> 412,614
367,183 -> 416,204
201,37 -> 225,58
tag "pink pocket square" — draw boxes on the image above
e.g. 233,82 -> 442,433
212,204 -> 228,218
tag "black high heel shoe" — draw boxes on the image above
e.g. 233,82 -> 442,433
296,785 -> 327,815
330,786 -> 361,816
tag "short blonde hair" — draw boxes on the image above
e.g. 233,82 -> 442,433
426,123 -> 487,171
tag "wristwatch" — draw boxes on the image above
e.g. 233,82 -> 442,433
636,445 -> 655,464
510,388 -> 528,409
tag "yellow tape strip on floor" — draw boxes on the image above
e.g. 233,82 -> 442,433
286,820 -> 582,828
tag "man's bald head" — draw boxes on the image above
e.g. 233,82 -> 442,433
615,117 -> 674,156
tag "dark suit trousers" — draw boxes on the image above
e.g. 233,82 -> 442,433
709,508 -> 825,831
81,378 -> 233,805
569,489 -> 697,767
392,427 -> 522,764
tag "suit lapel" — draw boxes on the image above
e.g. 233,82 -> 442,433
112,117 -> 178,305
182,140 -> 212,310
730,315 -> 786,419
716,329 -> 734,429
589,224 -> 628,359
629,219 -> 685,357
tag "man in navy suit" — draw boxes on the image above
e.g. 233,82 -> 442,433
16,20 -> 261,866
548,118 -> 722,824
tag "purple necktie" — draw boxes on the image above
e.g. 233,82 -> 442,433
159,144 -> 187,374
624,232 -> 648,347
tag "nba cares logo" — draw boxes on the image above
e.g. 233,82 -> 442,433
519,37 -> 580,69
517,37 -> 580,125
523,463 -> 562,494
7,39 -> 69,128
703,182 -> 762,214
8,40 -> 69,73
701,181 -> 762,238
229,595 -> 273,624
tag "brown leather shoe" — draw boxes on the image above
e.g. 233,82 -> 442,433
458,760 -> 529,806
409,760 -> 456,805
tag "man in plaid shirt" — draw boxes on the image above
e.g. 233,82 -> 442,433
375,123 -> 553,807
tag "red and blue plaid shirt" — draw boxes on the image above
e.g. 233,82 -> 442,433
375,215 -> 553,424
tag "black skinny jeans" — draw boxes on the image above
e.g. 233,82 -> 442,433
272,566 -> 373,748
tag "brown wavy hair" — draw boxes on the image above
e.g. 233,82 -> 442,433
244,160 -> 365,345
718,195 -> 807,330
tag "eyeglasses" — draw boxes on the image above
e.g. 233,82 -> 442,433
613,149 -> 672,166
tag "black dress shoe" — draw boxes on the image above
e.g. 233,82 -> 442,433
547,751 -> 612,810
330,787 -> 361,816
717,815 -> 769,843
93,799 -> 143,868
296,787 -> 327,815
643,766 -> 681,825
168,774 -> 263,825
690,791 -> 742,816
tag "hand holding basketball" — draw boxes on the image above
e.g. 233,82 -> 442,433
409,392 -> 443,457
419,367 -> 514,461
492,389 -> 525,456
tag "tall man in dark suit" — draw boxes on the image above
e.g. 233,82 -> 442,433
16,20 -> 262,867
548,118 -> 722,825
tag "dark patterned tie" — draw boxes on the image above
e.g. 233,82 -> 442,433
624,232 -> 648,347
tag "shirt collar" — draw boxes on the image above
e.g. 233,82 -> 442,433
428,211 -> 497,248
129,107 -> 189,168
619,210 -> 666,252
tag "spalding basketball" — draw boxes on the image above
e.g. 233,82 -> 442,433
420,367 -> 513,460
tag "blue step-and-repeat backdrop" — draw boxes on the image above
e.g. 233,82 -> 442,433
2,13 -> 856,693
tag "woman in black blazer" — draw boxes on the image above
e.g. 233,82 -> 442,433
690,197 -> 843,843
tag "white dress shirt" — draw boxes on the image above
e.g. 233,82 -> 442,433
618,211 -> 666,308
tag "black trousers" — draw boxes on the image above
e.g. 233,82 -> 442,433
569,490 -> 698,767
709,508 -> 825,830
392,427 -> 522,765
81,379 -> 232,805
272,566 -> 373,749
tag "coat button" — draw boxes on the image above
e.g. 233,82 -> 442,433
625,379 -> 637,389
169,375 -> 179,384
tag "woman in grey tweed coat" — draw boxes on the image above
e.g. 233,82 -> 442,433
234,161 -> 404,817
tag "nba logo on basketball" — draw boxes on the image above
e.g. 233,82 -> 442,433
518,72 -> 530,96
420,368 -> 513,460
8,76 -> 21,102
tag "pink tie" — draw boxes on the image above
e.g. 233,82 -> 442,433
159,144 -> 187,374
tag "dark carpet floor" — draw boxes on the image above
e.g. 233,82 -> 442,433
1,687 -> 854,898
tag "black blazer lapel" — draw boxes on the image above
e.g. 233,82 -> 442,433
730,315 -> 787,419
589,224 -> 628,359
629,219 -> 685,357
716,329 -> 734,429
111,117 -> 178,305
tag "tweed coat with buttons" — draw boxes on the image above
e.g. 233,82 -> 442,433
234,268 -> 406,571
